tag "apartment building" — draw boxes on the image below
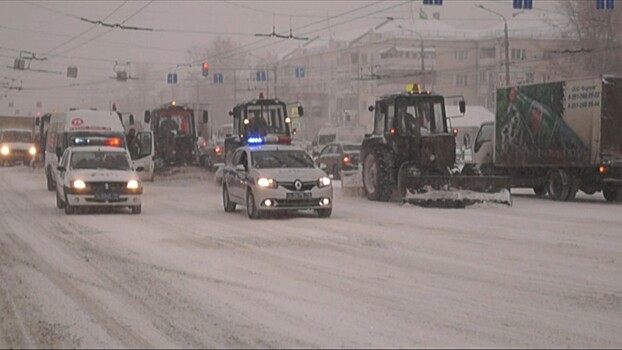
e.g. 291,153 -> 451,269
267,12 -> 576,141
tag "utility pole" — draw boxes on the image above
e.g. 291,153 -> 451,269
503,20 -> 510,86
233,70 -> 237,104
476,5 -> 510,86
397,25 -> 426,85
420,37 -> 425,84
272,64 -> 277,98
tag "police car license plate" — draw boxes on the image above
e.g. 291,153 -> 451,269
286,192 -> 311,199
95,193 -> 119,201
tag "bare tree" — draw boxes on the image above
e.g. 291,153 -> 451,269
559,0 -> 622,76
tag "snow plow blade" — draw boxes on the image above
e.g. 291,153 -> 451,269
399,175 -> 512,208
341,167 -> 363,188
340,167 -> 365,196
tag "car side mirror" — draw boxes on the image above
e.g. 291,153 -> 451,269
57,165 -> 66,172
368,105 -> 375,112
228,111 -> 234,117
203,111 -> 208,124
35,117 -> 40,126
297,105 -> 304,117
55,146 -> 62,159
129,114 -> 135,125
235,164 -> 246,172
144,110 -> 151,123
135,166 -> 145,172
459,100 -> 466,114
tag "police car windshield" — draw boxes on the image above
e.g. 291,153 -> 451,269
1,130 -> 32,143
252,150 -> 314,169
71,151 -> 130,171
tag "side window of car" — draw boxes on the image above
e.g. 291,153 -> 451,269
319,145 -> 330,156
61,150 -> 71,168
231,149 -> 249,171
231,150 -> 243,166
239,151 -> 248,170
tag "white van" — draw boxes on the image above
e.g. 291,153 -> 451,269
44,109 -> 154,191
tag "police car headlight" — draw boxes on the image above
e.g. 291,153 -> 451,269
257,177 -> 277,188
127,180 -> 140,190
0,146 -> 9,155
318,176 -> 331,188
29,146 -> 37,155
72,179 -> 86,189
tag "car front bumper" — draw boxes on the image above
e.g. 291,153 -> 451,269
253,185 -> 333,211
66,193 -> 142,207
1,150 -> 36,163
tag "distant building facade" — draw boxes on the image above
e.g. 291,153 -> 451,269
265,13 -> 578,141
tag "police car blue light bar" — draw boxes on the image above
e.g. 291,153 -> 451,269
247,136 -> 264,144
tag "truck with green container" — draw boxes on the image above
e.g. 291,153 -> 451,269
465,75 -> 622,201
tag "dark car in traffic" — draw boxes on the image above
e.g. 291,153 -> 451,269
314,141 -> 361,180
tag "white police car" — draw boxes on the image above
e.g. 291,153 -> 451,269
55,145 -> 143,214
222,135 -> 333,219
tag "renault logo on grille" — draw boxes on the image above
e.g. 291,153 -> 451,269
294,179 -> 303,191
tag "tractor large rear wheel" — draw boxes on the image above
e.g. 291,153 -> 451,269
362,148 -> 394,202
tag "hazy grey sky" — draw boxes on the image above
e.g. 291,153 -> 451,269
0,0 -> 560,116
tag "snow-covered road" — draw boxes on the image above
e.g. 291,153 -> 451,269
1,166 -> 621,348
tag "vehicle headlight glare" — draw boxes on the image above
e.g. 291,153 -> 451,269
73,179 -> 86,189
318,176 -> 331,187
0,146 -> 9,155
29,146 -> 37,155
127,180 -> 139,189
257,177 -> 277,188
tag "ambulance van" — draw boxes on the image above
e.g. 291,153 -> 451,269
44,109 -> 154,191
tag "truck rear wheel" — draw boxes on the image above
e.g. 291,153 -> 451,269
363,149 -> 394,202
603,184 -> 621,202
547,169 -> 570,201
533,186 -> 546,196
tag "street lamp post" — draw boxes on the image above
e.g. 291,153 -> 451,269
397,25 -> 426,85
476,5 -> 510,86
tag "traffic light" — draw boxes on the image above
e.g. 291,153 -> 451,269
202,61 -> 209,77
